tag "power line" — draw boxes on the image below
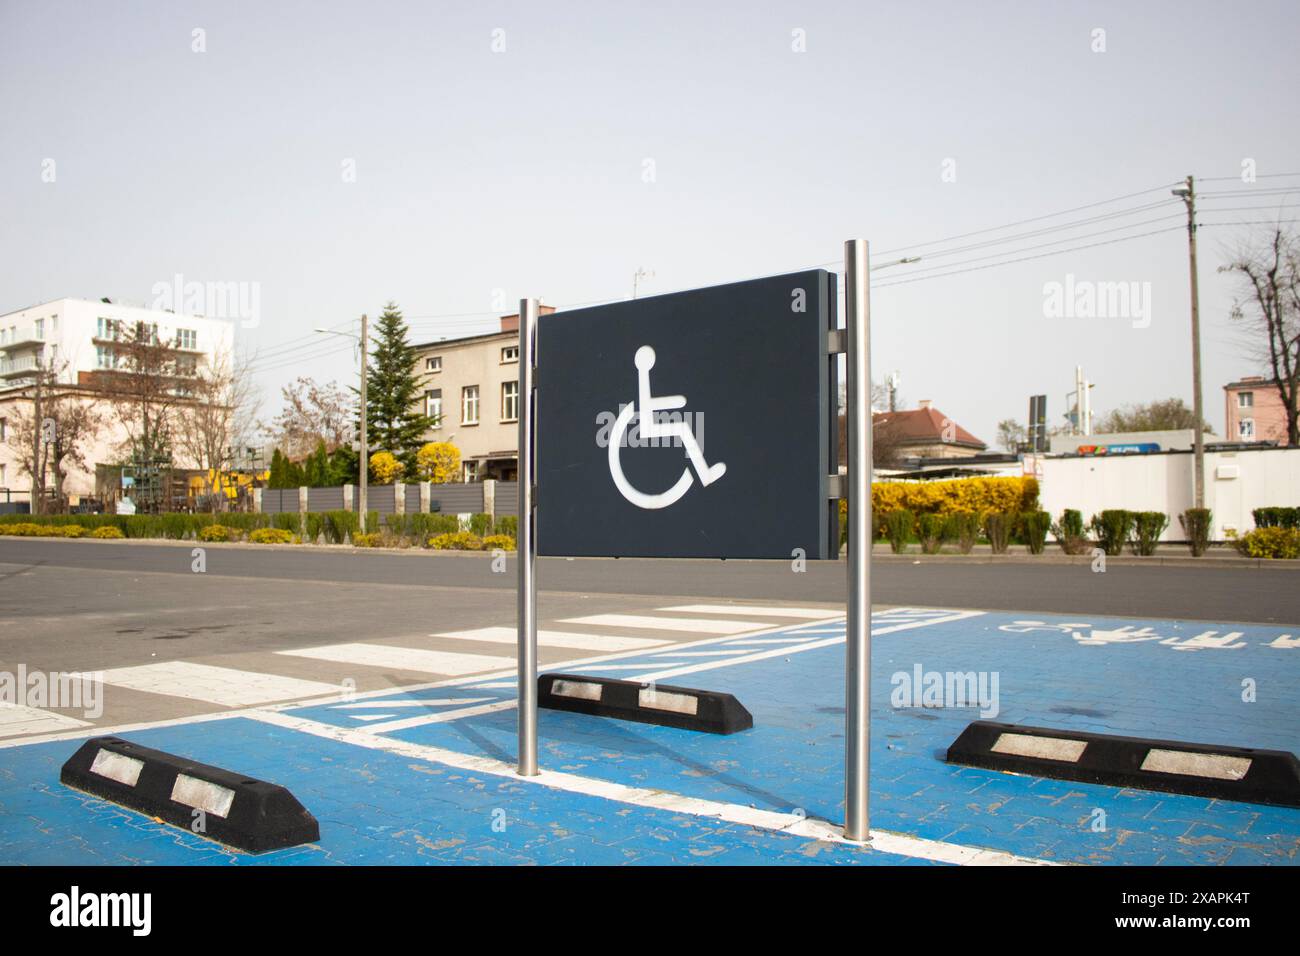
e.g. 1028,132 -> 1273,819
873,226 -> 1185,288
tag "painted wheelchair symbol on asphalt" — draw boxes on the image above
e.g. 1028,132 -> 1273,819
607,345 -> 727,509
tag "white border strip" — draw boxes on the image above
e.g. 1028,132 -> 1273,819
248,708 -> 1054,866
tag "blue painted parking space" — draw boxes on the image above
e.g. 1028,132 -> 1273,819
2,607 -> 1296,865
0,717 -> 934,866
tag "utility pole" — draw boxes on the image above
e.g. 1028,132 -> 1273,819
1173,176 -> 1205,508
358,313 -> 368,525
313,315 -> 369,525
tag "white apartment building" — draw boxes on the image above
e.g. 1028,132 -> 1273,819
0,298 -> 233,392
0,298 -> 235,503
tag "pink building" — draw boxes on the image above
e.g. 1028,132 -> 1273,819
1223,376 -> 1291,444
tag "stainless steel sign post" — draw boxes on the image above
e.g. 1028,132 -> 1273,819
843,239 -> 872,843
516,297 -> 539,777
516,253 -> 872,842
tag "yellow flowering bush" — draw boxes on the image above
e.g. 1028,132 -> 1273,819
91,526 -> 125,539
416,442 -> 461,484
429,531 -> 483,551
198,524 -> 236,542
1231,527 -> 1300,559
482,534 -> 516,552
369,451 -> 405,484
351,532 -> 383,548
249,527 -> 295,545
1,523 -> 87,537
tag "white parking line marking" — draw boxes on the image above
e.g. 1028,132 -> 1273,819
87,662 -> 341,707
433,627 -> 666,652
559,614 -> 768,634
357,699 -> 518,734
277,643 -> 512,676
631,610 -> 987,683
723,636 -> 822,645
332,697 -> 494,710
661,604 -> 843,619
252,708 -> 1053,866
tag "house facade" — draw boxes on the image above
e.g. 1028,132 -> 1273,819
0,298 -> 234,504
1224,375 -> 1291,445
410,308 -> 551,481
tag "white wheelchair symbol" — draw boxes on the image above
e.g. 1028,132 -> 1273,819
608,345 -> 726,510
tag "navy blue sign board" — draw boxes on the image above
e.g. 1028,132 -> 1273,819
536,270 -> 839,559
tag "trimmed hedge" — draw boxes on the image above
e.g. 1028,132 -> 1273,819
1253,507 -> 1300,530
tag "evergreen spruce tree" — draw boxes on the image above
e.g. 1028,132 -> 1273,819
363,302 -> 435,471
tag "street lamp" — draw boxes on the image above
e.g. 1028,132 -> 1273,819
632,267 -> 655,299
314,315 -> 369,523
1172,176 -> 1205,509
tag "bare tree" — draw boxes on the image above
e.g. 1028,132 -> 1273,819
98,319 -> 181,461
1221,227 -> 1300,444
266,377 -> 356,459
174,350 -> 260,511
4,355 -> 106,513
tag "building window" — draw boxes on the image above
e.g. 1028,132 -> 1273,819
462,460 -> 480,482
425,388 -> 442,423
501,345 -> 519,364
0,464 -> 6,486
177,328 -> 197,350
426,356 -> 442,373
0,418 -> 5,441
96,345 -> 116,369
1238,391 -> 1253,408
176,355 -> 198,377
96,317 -> 120,340
34,319 -> 44,339
1239,418 -> 1255,440
462,385 -> 479,424
501,380 -> 519,422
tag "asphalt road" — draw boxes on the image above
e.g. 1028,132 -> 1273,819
3,537 -> 1298,624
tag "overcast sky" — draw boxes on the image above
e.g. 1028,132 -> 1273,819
3,0 -> 1297,445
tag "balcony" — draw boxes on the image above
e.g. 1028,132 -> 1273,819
0,354 -> 40,377
1,325 -> 45,350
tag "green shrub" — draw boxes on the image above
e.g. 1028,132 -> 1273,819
1021,511 -> 1051,554
942,512 -> 980,554
916,513 -> 948,554
1049,510 -> 1090,554
1253,506 -> 1300,530
883,509 -> 914,554
249,527 -> 295,545
365,510 -> 381,533
324,510 -> 360,544
1179,508 -> 1213,556
1089,510 -> 1133,557
409,513 -> 458,542
305,512 -> 326,543
1129,511 -> 1169,556
429,531 -> 484,551
272,512 -> 302,534
469,512 -> 493,537
494,515 -> 518,538
1231,526 -> 1300,559
983,511 -> 1015,554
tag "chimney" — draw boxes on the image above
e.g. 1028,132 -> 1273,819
918,399 -> 932,409
500,304 -> 555,333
